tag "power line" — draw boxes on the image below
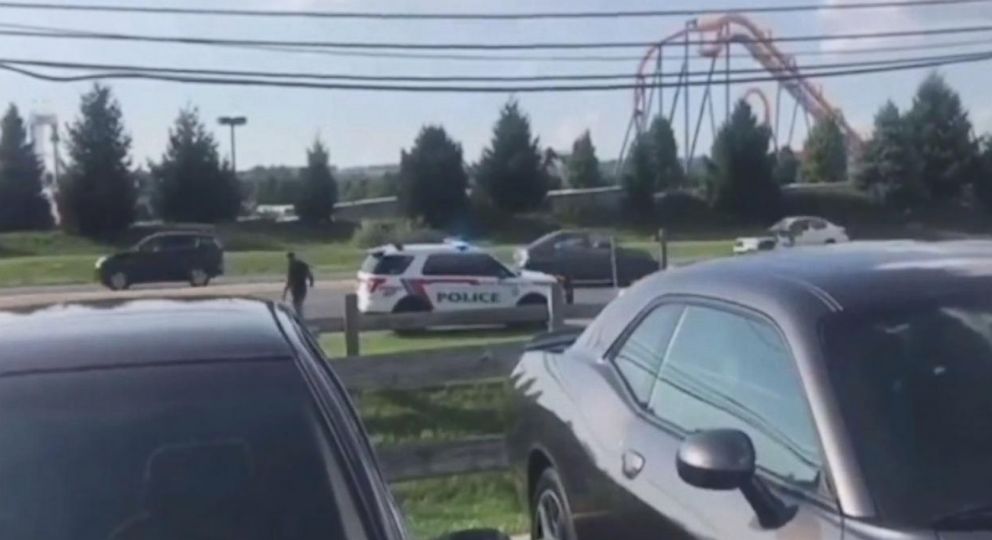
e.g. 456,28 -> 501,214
0,49 -> 983,83
5,20 -> 992,63
227,36 -> 992,63
0,24 -> 990,51
0,0 -> 986,20
0,50 -> 988,92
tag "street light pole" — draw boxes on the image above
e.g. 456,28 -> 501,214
217,116 -> 247,173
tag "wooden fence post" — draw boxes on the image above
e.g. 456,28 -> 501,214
658,228 -> 669,270
344,293 -> 361,357
548,283 -> 564,332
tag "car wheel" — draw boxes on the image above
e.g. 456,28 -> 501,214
189,268 -> 210,287
825,239 -> 837,245
108,271 -> 129,291
531,468 -> 577,540
392,296 -> 431,335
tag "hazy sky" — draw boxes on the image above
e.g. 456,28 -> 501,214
2,0 -> 991,171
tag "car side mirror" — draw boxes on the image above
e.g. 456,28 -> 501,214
677,428 -> 755,490
677,429 -> 797,529
436,529 -> 511,540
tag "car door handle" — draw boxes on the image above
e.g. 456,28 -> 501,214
622,449 -> 645,479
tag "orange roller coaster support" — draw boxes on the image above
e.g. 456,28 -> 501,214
622,12 -> 864,172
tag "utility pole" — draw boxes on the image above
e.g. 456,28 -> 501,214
217,116 -> 247,173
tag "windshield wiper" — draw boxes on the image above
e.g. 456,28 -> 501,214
932,504 -> 992,530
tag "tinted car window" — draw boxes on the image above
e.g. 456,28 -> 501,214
650,305 -> 823,488
361,254 -> 413,275
0,360 -> 366,540
159,235 -> 197,250
612,304 -> 685,405
810,219 -> 828,230
823,295 -> 992,527
423,253 -> 511,278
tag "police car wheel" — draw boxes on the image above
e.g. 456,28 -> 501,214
393,296 -> 431,335
393,296 -> 431,313
516,294 -> 548,307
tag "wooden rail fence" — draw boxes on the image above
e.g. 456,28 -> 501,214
314,287 -> 608,482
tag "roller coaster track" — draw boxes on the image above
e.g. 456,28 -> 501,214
620,13 -> 864,170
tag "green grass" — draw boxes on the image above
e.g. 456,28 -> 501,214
356,382 -> 508,445
319,330 -> 526,538
320,328 -> 533,358
0,220 -> 734,288
393,472 -> 527,540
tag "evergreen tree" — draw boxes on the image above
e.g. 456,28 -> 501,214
802,116 -> 847,183
0,105 -> 53,231
773,146 -> 800,185
649,116 -> 685,191
621,136 -> 657,219
709,100 -> 781,223
58,84 -> 136,236
152,107 -> 241,223
906,72 -> 979,201
856,101 -> 926,209
476,100 -> 549,213
398,125 -> 468,228
295,138 -> 338,224
972,136 -> 992,211
566,131 -> 603,188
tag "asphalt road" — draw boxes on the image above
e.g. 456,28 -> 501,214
0,277 -> 622,319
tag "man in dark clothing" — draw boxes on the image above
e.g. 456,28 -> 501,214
282,252 -> 314,319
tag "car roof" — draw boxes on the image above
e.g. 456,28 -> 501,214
369,241 -> 479,256
578,241 -> 992,354
669,240 -> 992,309
0,298 -> 294,375
143,230 -> 216,240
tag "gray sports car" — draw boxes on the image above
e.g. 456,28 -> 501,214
515,230 -> 659,287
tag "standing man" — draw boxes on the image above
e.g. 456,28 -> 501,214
283,252 -> 314,319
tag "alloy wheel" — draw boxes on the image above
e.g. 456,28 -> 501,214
109,272 -> 128,291
534,489 -> 567,540
190,268 -> 209,287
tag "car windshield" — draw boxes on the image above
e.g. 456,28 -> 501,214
822,294 -> 992,528
0,360 -> 364,540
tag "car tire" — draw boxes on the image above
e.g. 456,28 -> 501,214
107,271 -> 130,291
189,268 -> 211,287
392,296 -> 431,335
825,239 -> 837,245
531,468 -> 577,540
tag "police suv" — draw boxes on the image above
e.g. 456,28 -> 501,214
356,241 -> 559,314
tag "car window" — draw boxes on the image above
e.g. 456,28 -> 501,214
0,360 -> 368,540
159,235 -> 196,250
649,305 -> 823,489
823,295 -> 992,527
589,234 -> 612,250
197,236 -> 221,250
809,219 -> 828,230
790,220 -> 809,233
423,253 -> 511,278
361,254 -> 414,275
611,304 -> 685,406
553,235 -> 589,251
137,238 -> 162,252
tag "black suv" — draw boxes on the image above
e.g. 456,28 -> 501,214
96,232 -> 224,290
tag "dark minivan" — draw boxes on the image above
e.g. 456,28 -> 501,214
0,298 -> 508,540
96,232 -> 224,290
509,241 -> 992,540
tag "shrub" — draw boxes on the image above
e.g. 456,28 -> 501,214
351,219 -> 446,248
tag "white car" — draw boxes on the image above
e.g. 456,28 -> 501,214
734,216 -> 849,254
356,241 -> 559,314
